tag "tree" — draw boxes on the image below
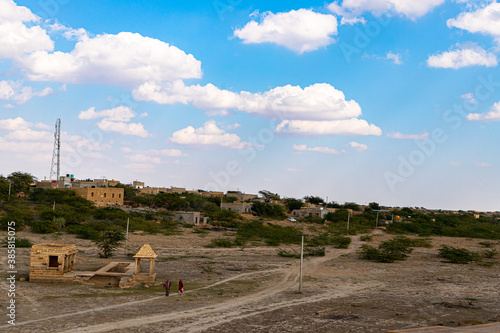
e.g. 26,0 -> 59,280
258,190 -> 280,201
303,196 -> 325,206
369,202 -> 381,210
284,198 -> 303,212
7,171 -> 37,194
343,202 -> 361,211
251,202 -> 286,219
93,229 -> 125,258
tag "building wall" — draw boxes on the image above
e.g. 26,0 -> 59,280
174,212 -> 207,225
291,207 -> 337,218
74,187 -> 124,207
221,203 -> 253,214
29,244 -> 77,282
227,192 -> 258,202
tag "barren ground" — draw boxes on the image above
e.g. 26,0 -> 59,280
1,225 -> 499,332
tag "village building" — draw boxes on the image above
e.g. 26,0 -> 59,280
174,211 -> 208,225
29,243 -> 78,282
291,207 -> 338,219
73,187 -> 124,207
226,191 -> 258,202
221,202 -> 253,214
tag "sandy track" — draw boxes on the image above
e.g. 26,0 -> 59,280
60,236 -> 369,333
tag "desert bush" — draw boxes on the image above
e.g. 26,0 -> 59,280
438,245 -> 481,264
360,235 -> 373,242
205,238 -> 234,248
331,236 -> 352,249
478,241 -> 495,248
2,237 -> 33,248
481,249 -> 498,259
277,246 -> 325,258
30,219 -> 58,234
236,221 -> 301,246
358,237 -> 414,263
93,229 -> 125,258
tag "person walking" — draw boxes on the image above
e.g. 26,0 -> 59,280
163,279 -> 170,296
178,279 -> 184,293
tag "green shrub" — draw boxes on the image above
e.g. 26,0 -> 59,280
331,236 -> 352,249
438,245 -> 481,264
358,237 -> 414,263
205,238 -> 234,248
236,221 -> 301,246
277,246 -> 325,258
30,219 -> 58,234
360,235 -> 373,242
479,241 -> 495,248
481,249 -> 498,259
2,237 -> 33,248
67,222 -> 114,240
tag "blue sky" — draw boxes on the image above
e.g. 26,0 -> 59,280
1,0 -> 500,211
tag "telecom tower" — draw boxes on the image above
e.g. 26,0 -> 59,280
49,118 -> 61,182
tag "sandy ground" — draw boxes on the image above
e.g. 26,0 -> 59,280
0,226 -> 499,332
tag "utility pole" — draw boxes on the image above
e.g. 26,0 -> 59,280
347,212 -> 351,232
125,217 -> 130,255
299,234 -> 304,294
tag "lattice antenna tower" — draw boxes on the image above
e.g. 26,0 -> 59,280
49,118 -> 61,181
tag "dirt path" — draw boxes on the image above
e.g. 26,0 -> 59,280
60,236 -> 372,333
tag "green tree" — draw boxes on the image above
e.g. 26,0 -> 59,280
93,229 -> 125,258
7,171 -> 37,194
284,198 -> 303,212
259,190 -> 280,201
251,202 -> 286,219
303,196 -> 325,206
368,202 -> 381,210
343,202 -> 361,211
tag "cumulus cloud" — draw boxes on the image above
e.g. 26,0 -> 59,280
0,80 -> 53,104
18,32 -> 202,87
467,101 -> 500,121
0,117 -> 31,130
387,132 -> 430,140
0,0 -> 53,59
275,119 -> 382,136
79,106 -> 149,137
349,141 -> 368,151
427,44 -> 497,69
328,0 -> 445,20
96,119 -> 148,138
78,106 -> 136,122
170,120 -> 252,149
147,149 -> 188,157
233,9 -> 338,53
134,81 -> 362,121
293,144 -> 340,154
447,2 -> 500,38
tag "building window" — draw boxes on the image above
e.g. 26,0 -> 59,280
49,256 -> 58,268
112,193 -> 115,198
119,194 -> 121,198
104,193 -> 107,198
91,192 -> 94,197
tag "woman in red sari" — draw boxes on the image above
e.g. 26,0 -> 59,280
178,279 -> 184,293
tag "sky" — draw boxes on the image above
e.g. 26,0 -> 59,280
1,0 -> 500,211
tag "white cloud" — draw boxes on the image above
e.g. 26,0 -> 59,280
386,51 -> 403,64
467,101 -> 500,121
0,117 -> 31,130
48,22 -> 89,41
233,9 -> 338,53
18,32 -> 202,87
79,106 -> 149,137
170,120 -> 252,149
0,80 -> 53,104
461,92 -> 477,105
387,131 -> 430,140
474,161 -> 491,167
447,2 -> 500,38
427,44 -> 497,69
119,147 -> 133,153
134,81 -> 362,121
328,0 -> 445,20
96,119 -> 148,138
0,0 -> 53,59
227,123 -> 241,130
147,149 -> 188,157
78,106 -> 136,122
275,119 -> 382,136
349,141 -> 368,151
293,144 -> 340,154
126,154 -> 161,164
